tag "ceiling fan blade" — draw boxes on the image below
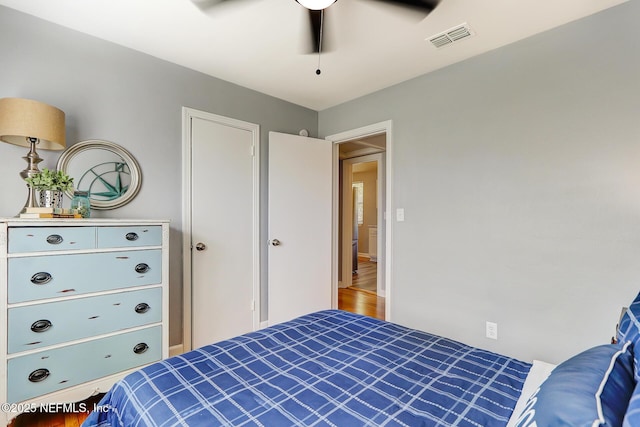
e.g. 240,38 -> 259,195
191,0 -> 255,12
191,0 -> 226,11
307,9 -> 322,53
366,0 -> 440,13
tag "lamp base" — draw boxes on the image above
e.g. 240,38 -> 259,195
17,184 -> 38,216
17,137 -> 42,216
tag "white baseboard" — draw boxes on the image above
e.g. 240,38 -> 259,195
377,289 -> 386,298
260,320 -> 269,329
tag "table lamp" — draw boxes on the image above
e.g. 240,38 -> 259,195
0,98 -> 66,214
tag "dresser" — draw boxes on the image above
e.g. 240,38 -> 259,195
0,219 -> 169,424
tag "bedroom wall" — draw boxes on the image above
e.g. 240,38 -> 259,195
0,6 -> 318,347
319,0 -> 640,364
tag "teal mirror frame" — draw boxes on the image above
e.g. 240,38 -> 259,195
56,139 -> 142,210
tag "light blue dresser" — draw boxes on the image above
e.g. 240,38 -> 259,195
0,219 -> 169,424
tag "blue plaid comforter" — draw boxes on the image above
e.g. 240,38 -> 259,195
83,310 -> 530,426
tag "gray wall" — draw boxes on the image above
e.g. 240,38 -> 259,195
320,0 -> 640,364
0,6 -> 318,346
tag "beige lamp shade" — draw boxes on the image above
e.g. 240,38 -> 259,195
0,98 -> 66,150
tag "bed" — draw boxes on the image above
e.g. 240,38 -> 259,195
82,305 -> 640,427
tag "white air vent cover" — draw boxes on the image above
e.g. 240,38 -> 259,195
428,23 -> 474,48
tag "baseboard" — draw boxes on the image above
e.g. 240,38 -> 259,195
377,289 -> 386,298
357,253 -> 371,259
260,320 -> 269,329
169,344 -> 184,357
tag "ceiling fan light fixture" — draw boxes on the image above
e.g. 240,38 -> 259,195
297,0 -> 337,11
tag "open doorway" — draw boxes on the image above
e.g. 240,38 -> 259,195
337,134 -> 386,320
351,160 -> 379,293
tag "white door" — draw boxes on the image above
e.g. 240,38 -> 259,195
268,131 -> 333,325
189,112 -> 259,349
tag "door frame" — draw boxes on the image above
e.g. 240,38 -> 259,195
326,120 -> 393,321
341,153 -> 384,294
181,107 -> 261,353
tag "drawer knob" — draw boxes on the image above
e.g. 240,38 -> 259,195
134,303 -> 150,314
28,368 -> 50,383
125,232 -> 139,241
133,343 -> 149,354
134,263 -> 150,274
46,234 -> 64,245
31,319 -> 53,333
31,272 -> 52,285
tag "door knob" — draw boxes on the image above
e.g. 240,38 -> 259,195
270,239 -> 281,247
195,242 -> 206,251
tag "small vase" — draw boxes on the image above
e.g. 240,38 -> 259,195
39,190 -> 64,209
71,191 -> 91,218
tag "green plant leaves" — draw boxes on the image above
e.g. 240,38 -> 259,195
24,168 -> 74,192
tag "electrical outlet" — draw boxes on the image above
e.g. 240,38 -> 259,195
486,321 -> 498,340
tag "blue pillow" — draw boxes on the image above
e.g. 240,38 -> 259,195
624,382 -> 640,427
515,342 -> 635,427
618,292 -> 640,347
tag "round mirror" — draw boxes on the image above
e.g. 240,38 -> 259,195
56,139 -> 142,210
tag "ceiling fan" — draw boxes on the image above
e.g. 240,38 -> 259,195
192,0 -> 440,74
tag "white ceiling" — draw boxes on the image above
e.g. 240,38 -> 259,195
0,0 -> 627,111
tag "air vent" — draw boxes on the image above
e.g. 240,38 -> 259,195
427,23 -> 474,49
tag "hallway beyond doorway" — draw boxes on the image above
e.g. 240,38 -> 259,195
351,256 -> 377,292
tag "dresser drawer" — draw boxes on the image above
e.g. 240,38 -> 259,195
97,226 -> 162,249
8,227 -> 96,254
8,287 -> 162,354
8,250 -> 162,303
7,326 -> 162,403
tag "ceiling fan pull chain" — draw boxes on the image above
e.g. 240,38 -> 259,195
316,9 -> 323,75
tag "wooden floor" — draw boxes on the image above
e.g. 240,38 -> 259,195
8,393 -> 104,427
350,258 -> 377,292
340,256 -> 384,320
338,287 -> 385,321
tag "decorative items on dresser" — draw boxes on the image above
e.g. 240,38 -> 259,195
24,168 -> 75,210
0,218 -> 169,425
56,139 -> 142,211
0,98 -> 67,215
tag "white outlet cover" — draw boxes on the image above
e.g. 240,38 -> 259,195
486,321 -> 498,340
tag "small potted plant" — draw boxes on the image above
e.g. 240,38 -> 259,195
24,168 -> 74,208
